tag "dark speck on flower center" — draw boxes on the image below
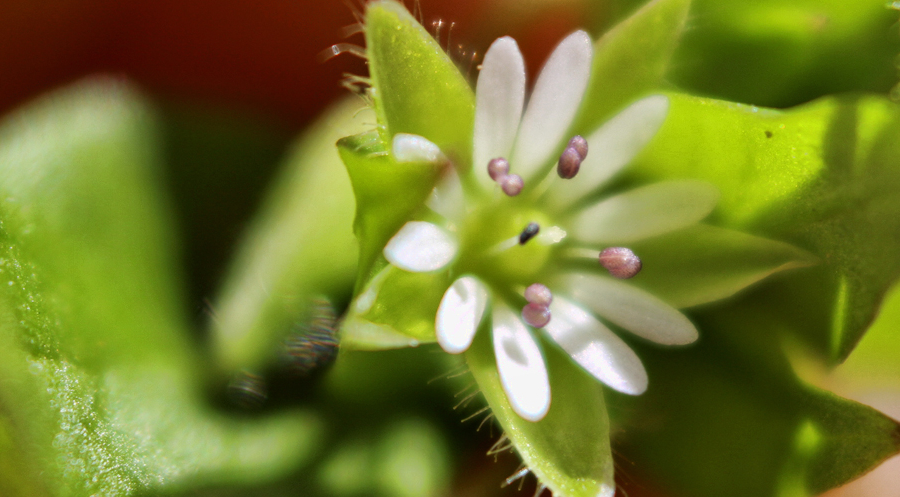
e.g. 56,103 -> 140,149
518,222 -> 540,245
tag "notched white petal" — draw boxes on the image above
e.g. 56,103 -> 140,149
392,133 -> 446,163
474,36 -> 526,189
512,30 -> 593,179
551,95 -> 670,205
544,297 -> 648,395
384,221 -> 458,272
571,180 -> 719,244
493,304 -> 550,422
436,276 -> 489,354
562,273 -> 698,345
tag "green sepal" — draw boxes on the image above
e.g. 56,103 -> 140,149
0,80 -> 320,496
467,328 -> 614,497
342,264 -> 449,349
615,300 -> 900,497
337,131 -> 443,290
629,224 -> 819,309
365,0 -> 475,169
574,0 -> 691,133
635,92 -> 900,363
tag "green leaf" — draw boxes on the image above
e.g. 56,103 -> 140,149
467,329 -> 614,497
633,93 -> 900,363
574,0 -> 691,133
629,224 -> 819,308
337,131 -> 443,290
365,0 -> 475,168
211,98 -> 367,373
615,300 -> 900,497
0,79 -> 320,496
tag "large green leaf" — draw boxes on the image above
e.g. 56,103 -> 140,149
365,0 -> 475,169
574,0 -> 691,133
614,298 -> 900,497
632,93 -> 900,363
0,79 -> 319,496
467,329 -> 614,497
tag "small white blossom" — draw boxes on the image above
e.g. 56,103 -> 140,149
377,31 -> 717,421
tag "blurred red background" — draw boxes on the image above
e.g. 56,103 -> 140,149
0,0 -> 603,129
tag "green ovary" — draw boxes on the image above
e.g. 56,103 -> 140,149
455,202 -> 557,288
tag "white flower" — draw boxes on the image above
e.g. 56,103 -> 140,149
380,31 -> 717,422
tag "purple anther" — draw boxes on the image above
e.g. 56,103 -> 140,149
522,303 -> 551,328
599,247 -> 643,279
557,147 -> 582,179
488,157 -> 510,181
524,283 -> 553,306
501,174 -> 524,196
568,135 -> 588,160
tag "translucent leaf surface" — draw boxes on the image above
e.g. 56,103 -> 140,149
634,93 -> 900,363
0,79 -> 319,496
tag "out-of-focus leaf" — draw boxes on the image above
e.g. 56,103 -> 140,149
467,329 -> 615,497
632,93 -> 900,363
0,79 -> 320,496
615,299 -> 900,497
212,98 -> 368,373
669,0 -> 900,108
365,0 -> 475,168
574,0 -> 691,133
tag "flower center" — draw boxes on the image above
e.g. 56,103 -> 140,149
456,202 -> 556,286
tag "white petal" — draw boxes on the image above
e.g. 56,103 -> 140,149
544,296 -> 648,395
511,30 -> 593,179
384,221 -> 458,272
549,95 -> 670,207
561,273 -> 698,345
473,37 -> 526,189
427,168 -> 465,223
571,180 -> 719,243
493,304 -> 550,421
392,133 -> 445,163
436,276 -> 489,354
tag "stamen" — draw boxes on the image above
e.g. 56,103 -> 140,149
488,157 -> 510,181
522,303 -> 551,328
518,222 -> 540,245
568,135 -> 588,160
524,283 -> 553,306
501,174 -> 524,196
599,247 -> 643,279
557,146 -> 582,179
